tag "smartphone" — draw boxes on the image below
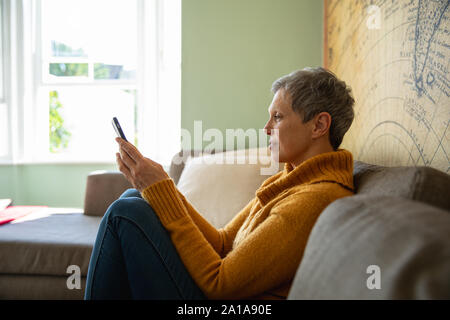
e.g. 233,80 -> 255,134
112,117 -> 128,142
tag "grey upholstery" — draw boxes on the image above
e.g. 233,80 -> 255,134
288,195 -> 450,299
0,274 -> 87,300
0,212 -> 101,299
0,213 -> 101,276
84,171 -> 132,216
353,161 -> 450,211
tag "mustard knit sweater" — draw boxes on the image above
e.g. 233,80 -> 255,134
141,149 -> 354,299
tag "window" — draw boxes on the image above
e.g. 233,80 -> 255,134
38,0 -> 138,161
1,0 -> 181,165
0,0 -> 9,159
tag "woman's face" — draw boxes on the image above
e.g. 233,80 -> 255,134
263,89 -> 315,166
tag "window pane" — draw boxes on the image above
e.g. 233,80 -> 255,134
94,63 -> 133,80
47,87 -> 136,160
41,0 -> 137,81
51,40 -> 87,58
49,63 -> 88,77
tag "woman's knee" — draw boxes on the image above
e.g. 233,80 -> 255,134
104,197 -> 158,227
119,188 -> 142,199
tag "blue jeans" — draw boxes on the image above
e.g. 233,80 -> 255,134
84,188 -> 207,300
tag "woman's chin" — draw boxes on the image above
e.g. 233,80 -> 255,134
269,149 -> 283,163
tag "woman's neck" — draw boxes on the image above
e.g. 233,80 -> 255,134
290,142 -> 334,168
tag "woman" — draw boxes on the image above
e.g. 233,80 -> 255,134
85,67 -> 355,300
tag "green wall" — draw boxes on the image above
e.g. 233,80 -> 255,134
0,164 -> 117,207
182,0 -> 323,148
0,0 -> 323,207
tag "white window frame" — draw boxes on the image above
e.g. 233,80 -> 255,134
0,0 -> 7,160
0,0 -> 181,165
0,0 -> 16,164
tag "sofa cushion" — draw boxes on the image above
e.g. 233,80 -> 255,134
0,274 -> 86,300
0,209 -> 101,277
169,149 -> 215,185
353,161 -> 450,211
288,195 -> 450,300
176,148 -> 282,228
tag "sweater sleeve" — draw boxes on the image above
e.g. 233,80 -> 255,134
174,188 -> 254,258
141,178 -> 330,299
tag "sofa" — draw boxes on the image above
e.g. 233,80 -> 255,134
0,148 -> 449,299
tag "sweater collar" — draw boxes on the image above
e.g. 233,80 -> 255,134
255,149 -> 354,206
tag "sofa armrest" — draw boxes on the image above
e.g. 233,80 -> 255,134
83,171 -> 133,217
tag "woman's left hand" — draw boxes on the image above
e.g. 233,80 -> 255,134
115,137 -> 169,192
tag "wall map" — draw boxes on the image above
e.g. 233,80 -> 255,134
325,0 -> 449,173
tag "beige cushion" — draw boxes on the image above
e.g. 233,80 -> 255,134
288,195 -> 450,300
169,150 -> 215,184
176,148 -> 282,228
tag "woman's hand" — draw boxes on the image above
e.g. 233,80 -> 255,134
115,137 -> 169,192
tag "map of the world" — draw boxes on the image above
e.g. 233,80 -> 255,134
325,0 -> 449,173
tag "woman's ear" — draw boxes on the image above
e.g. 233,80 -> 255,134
311,112 -> 332,139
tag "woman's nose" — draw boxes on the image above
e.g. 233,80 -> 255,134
263,121 -> 271,135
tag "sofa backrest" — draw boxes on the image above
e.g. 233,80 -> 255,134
288,195 -> 450,299
353,160 -> 450,211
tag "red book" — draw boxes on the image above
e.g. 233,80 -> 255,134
0,206 -> 48,225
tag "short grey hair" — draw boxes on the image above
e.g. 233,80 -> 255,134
271,67 -> 355,150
